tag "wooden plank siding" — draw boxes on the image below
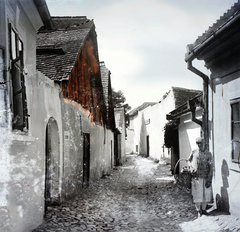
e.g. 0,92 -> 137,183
61,32 -> 106,127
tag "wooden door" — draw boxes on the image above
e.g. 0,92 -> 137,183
83,133 -> 90,188
146,135 -> 150,157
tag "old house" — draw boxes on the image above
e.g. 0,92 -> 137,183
0,0 -> 57,231
0,1 -> 116,231
150,87 -> 201,161
166,93 -> 203,173
185,1 -> 240,215
99,61 -> 126,166
37,17 -> 115,197
126,87 -> 201,161
126,102 -> 156,155
99,61 -> 125,167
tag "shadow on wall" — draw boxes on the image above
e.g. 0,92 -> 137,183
215,159 -> 230,214
139,114 -> 147,157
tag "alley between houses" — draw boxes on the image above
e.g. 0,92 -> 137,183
33,155 -> 195,231
33,155 -> 239,232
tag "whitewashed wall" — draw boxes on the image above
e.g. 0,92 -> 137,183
178,109 -> 202,170
209,71 -> 240,216
150,90 -> 175,160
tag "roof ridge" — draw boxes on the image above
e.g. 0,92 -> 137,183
51,16 -> 87,19
171,86 -> 202,92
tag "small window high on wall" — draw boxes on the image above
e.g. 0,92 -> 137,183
231,99 -> 240,163
9,24 -> 28,131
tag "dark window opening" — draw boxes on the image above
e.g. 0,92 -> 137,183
231,100 -> 240,163
9,24 -> 28,131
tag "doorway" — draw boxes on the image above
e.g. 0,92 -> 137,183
146,135 -> 150,157
114,133 -> 118,166
171,129 -> 179,174
45,117 -> 60,213
82,133 -> 90,188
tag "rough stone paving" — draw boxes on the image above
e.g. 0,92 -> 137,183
33,155 -> 238,232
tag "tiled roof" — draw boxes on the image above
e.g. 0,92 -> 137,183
172,87 -> 202,108
167,92 -> 203,120
100,62 -> 110,113
128,102 -> 157,117
36,16 -> 94,80
187,1 -> 240,55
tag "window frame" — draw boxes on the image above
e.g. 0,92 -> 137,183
231,98 -> 240,163
0,46 -> 8,127
9,23 -> 28,132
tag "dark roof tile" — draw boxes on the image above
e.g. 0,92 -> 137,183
100,62 -> 111,113
36,17 -> 94,80
189,1 -> 240,50
172,87 -> 202,108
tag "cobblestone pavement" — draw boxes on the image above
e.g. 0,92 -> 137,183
33,155 -> 198,232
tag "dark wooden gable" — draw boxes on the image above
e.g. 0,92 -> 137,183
36,17 -> 107,126
61,27 -> 106,125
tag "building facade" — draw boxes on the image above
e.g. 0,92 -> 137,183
0,2 -> 116,231
126,87 -> 201,161
167,93 -> 203,173
185,1 -> 240,215
0,0 -> 57,231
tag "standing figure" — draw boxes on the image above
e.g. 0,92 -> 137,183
188,137 -> 213,216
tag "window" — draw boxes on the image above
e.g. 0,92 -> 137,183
9,24 -> 28,131
231,100 -> 240,163
0,47 -> 4,82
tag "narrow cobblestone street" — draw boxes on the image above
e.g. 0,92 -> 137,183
33,154 -> 197,231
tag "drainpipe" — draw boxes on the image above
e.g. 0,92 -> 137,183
187,61 -> 209,150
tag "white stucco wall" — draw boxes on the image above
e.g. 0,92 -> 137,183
61,99 -> 114,198
126,128 -> 134,154
150,103 -> 162,160
209,72 -> 240,216
0,1 -> 63,231
0,2 -> 117,232
126,114 -> 140,154
150,90 -> 175,160
178,109 -> 202,171
0,71 -> 63,232
126,89 -> 178,160
139,106 -> 151,156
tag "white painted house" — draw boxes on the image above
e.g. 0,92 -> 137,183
126,87 -> 201,161
126,102 -> 156,155
185,1 -> 240,215
167,93 -> 203,172
0,1 -> 116,231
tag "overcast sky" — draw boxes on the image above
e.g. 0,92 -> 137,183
45,0 -> 237,109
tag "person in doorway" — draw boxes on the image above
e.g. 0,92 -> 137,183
188,137 -> 213,216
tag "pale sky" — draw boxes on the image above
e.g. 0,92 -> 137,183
45,0 -> 237,109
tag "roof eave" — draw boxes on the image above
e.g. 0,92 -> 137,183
33,0 -> 53,30
167,93 -> 203,120
185,10 -> 240,62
